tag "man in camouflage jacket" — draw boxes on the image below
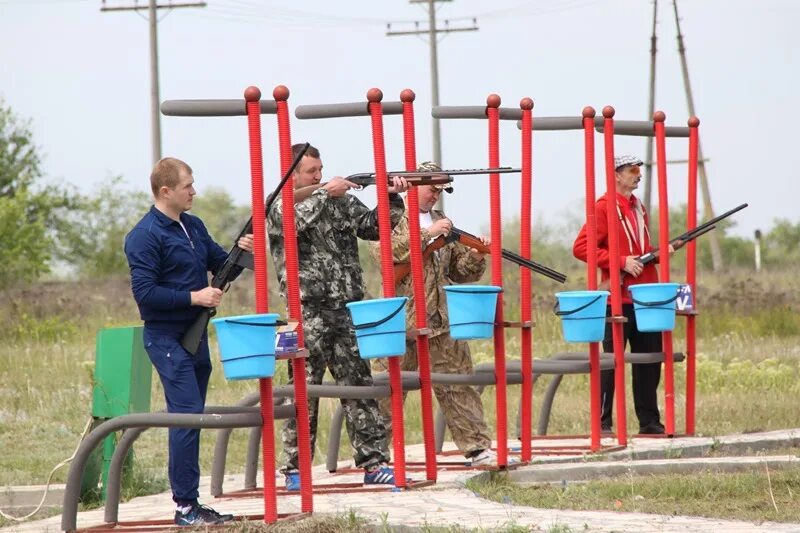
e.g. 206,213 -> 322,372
267,143 -> 409,488
371,161 -> 497,466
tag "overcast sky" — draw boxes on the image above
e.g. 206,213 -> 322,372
2,0 -> 797,241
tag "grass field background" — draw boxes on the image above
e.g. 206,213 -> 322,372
1,267 -> 798,491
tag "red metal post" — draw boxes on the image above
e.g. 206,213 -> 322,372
685,116 -> 700,435
367,88 -> 407,487
653,111 -> 675,436
519,97 -> 534,462
400,89 -> 437,481
601,106 -> 627,446
243,86 -> 278,522
582,106 -> 601,451
273,85 -> 314,512
486,94 -> 508,466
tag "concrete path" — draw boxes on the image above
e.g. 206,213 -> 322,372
3,428 -> 799,532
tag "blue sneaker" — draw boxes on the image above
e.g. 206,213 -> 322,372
284,471 -> 300,491
364,464 -> 400,486
174,503 -> 232,526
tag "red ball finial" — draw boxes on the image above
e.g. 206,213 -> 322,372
653,110 -> 666,122
244,86 -> 261,102
400,89 -> 415,102
486,94 -> 501,108
602,105 -> 615,118
688,116 -> 700,127
272,85 -> 289,101
367,88 -> 383,102
520,97 -> 534,110
582,106 -> 596,118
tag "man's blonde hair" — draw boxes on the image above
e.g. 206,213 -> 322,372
150,157 -> 192,197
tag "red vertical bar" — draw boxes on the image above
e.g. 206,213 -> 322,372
601,106 -> 627,446
486,94 -> 508,466
654,111 -> 675,436
400,89 -> 436,481
273,86 -> 313,513
243,86 -> 277,522
518,97 -> 533,462
685,116 -> 700,435
582,106 -> 601,451
367,88 -> 407,487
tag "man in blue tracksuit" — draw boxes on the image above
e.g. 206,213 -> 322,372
124,157 -> 252,526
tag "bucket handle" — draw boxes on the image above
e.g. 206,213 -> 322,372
553,295 -> 603,316
224,318 -> 288,327
351,300 -> 406,330
631,293 -> 679,307
445,287 -> 504,294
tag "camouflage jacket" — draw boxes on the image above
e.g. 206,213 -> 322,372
268,188 -> 405,307
371,203 -> 486,338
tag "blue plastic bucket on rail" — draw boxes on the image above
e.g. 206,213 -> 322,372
346,297 -> 408,359
443,285 -> 502,340
210,313 -> 283,380
628,282 -> 681,332
554,290 -> 610,343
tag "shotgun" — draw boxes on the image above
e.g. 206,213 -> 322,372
393,226 -> 567,284
598,202 -> 748,290
293,166 -> 520,203
180,143 -> 310,355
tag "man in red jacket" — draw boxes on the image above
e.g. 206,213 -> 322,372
573,154 -> 666,435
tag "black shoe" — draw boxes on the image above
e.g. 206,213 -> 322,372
174,503 -> 233,526
601,423 -> 613,435
639,422 -> 666,435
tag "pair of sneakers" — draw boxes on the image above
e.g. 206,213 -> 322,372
470,448 -> 520,467
284,463 -> 405,490
174,503 -> 234,526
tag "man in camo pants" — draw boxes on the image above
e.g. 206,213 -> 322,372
371,161 -> 498,467
267,143 -> 409,489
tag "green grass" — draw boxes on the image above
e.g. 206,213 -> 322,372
0,269 -> 799,520
468,465 -> 800,523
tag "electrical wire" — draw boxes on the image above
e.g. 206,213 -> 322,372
0,417 -> 95,522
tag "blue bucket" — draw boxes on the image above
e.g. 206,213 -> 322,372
210,313 -> 284,380
346,297 -> 408,359
629,282 -> 681,332
443,285 -> 502,340
554,290 -> 609,343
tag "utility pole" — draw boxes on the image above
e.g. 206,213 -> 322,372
672,0 -> 723,271
387,0 -> 478,169
101,1 -> 206,166
642,0 -> 658,214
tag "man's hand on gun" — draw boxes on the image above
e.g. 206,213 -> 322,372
387,176 -> 410,194
191,286 -> 223,308
427,217 -> 453,238
468,235 -> 491,257
623,256 -> 644,277
322,177 -> 358,197
322,175 -> 409,197
237,233 -> 254,252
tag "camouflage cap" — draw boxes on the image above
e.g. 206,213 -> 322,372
416,161 -> 453,193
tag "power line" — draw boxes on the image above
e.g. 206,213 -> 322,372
672,0 -> 723,271
100,0 -> 206,167
387,0 -> 478,176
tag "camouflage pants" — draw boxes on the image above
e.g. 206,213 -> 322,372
372,334 -> 491,457
280,306 -> 389,473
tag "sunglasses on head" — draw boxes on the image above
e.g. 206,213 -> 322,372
617,165 -> 642,175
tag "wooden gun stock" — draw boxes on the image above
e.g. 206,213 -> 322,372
392,227 -> 567,285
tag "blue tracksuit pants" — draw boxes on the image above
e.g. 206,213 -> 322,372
143,327 -> 212,505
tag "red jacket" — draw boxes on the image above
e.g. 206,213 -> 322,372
573,192 -> 659,304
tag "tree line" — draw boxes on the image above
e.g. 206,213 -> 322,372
1,101 -> 796,290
